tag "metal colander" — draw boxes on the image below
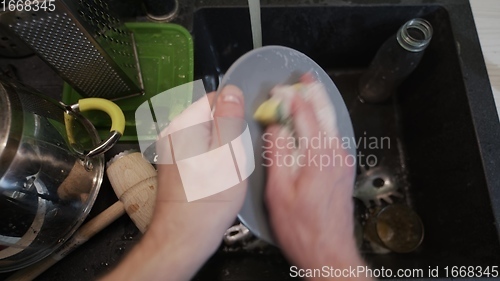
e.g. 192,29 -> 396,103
0,0 -> 144,99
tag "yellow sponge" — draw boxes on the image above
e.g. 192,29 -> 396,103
253,99 -> 282,125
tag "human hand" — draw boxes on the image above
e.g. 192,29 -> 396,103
102,85 -> 248,281
264,78 -> 367,278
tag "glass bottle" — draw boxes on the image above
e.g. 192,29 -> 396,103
358,18 -> 433,103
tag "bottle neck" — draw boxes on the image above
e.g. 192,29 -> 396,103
396,18 -> 433,52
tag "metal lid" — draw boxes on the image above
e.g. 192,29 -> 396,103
0,81 -> 23,176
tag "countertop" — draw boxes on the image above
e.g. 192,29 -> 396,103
470,0 -> 500,121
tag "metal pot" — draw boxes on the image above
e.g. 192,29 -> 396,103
0,78 -> 125,272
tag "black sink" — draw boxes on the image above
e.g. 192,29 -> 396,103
2,0 -> 499,280
191,1 -> 500,279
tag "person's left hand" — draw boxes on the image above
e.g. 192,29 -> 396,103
102,85 -> 247,281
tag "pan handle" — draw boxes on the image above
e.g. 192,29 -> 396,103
70,98 -> 125,160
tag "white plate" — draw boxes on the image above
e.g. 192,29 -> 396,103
218,45 -> 355,245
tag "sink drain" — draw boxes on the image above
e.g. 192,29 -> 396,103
354,166 -> 402,207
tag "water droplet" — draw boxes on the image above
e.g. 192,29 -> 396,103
121,234 -> 134,240
115,246 -> 125,255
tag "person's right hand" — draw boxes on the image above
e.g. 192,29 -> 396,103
264,92 -> 367,278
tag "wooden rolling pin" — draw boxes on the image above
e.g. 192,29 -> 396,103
7,151 -> 157,281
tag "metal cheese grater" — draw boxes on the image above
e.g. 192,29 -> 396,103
0,0 -> 144,99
